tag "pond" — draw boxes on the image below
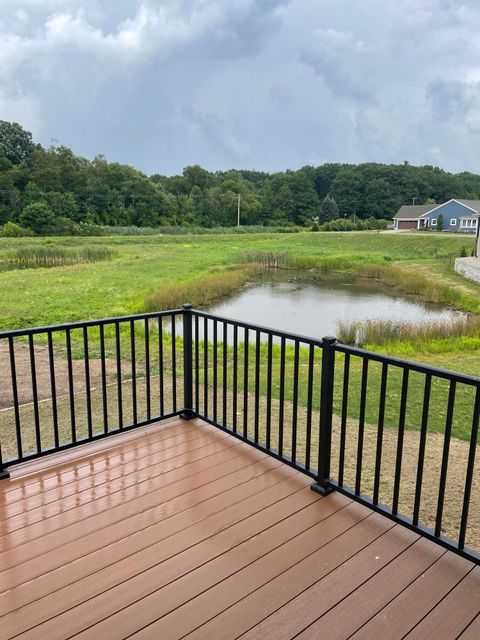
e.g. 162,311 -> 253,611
206,274 -> 462,339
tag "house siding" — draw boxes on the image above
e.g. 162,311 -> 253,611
423,201 -> 477,232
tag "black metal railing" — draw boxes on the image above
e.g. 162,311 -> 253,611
0,309 -> 185,471
1,304 -> 479,564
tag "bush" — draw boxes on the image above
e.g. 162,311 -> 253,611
20,202 -> 55,234
0,221 -> 31,237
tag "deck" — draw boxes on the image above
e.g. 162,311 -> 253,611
0,417 -> 479,640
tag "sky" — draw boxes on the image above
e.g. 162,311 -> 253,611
1,0 -> 480,176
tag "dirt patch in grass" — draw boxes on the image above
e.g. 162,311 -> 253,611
0,343 -> 134,409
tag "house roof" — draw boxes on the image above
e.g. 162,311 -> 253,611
394,204 -> 437,219
394,199 -> 480,219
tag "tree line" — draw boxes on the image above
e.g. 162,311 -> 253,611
2,120 -> 480,234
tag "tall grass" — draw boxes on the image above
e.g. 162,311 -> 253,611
3,246 -> 114,269
76,224 -> 302,237
144,265 -> 260,311
337,316 -> 480,347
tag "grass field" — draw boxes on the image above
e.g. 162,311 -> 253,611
0,230 -> 478,326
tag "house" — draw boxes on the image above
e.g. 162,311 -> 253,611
393,198 -> 480,232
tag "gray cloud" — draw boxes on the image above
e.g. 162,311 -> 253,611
1,0 -> 480,174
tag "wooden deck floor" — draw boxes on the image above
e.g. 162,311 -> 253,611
0,417 -> 479,640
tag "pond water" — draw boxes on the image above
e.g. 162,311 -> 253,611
206,274 -> 462,339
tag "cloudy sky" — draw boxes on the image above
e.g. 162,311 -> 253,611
1,0 -> 480,175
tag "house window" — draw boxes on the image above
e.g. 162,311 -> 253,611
450,218 -> 457,226
431,218 -> 437,226
461,218 -> 477,228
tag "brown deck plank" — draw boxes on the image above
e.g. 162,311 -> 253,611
458,613 -> 480,639
403,566 -> 480,640
350,551 -> 474,640
0,456 -> 283,603
0,423 -> 216,517
0,417 -> 478,640
294,538 -> 446,639
6,474 -> 317,638
0,433 -> 236,535
126,505 -> 387,640
222,525 -> 418,640
2,418 -> 190,493
0,438 -> 257,564
75,494 -> 358,640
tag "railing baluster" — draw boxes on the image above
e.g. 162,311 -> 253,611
99,324 -> 108,434
28,334 -> 41,453
278,337 -> 286,457
213,320 -> 218,423
435,379 -> 456,537
8,337 -> 23,460
203,317 -> 208,417
223,322 -> 228,427
83,326 -> 93,439
355,357 -> 369,496
158,316 -> 164,416
243,328 -> 249,438
392,368 -> 409,515
232,324 -> 238,433
47,331 -> 59,448
254,331 -> 261,443
66,329 -> 76,443
171,314 -> 177,412
459,386 -> 480,549
195,314 -> 199,413
266,334 -> 273,451
413,374 -> 432,525
338,353 -> 350,487
305,344 -> 314,471
115,321 -> 123,429
291,340 -> 299,463
145,318 -> 151,421
373,362 -> 388,505
130,320 -> 137,424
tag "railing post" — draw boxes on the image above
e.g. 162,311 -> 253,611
0,445 -> 9,480
180,304 -> 195,420
311,336 -> 336,496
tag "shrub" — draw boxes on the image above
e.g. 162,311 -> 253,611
0,221 -> 31,237
20,202 -> 55,234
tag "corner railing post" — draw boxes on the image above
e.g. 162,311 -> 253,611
180,304 -> 195,420
0,445 -> 9,480
312,336 -> 336,496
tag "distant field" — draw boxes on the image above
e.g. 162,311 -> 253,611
0,231 -> 476,329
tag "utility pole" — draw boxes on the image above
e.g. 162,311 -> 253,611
412,197 -> 417,206
237,193 -> 241,227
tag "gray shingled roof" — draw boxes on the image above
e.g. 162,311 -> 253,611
394,199 -> 480,219
394,204 -> 437,219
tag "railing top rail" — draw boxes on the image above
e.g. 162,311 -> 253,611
335,342 -> 480,387
191,309 -> 326,347
0,308 -> 183,339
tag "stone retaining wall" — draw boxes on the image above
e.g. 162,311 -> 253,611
454,257 -> 480,283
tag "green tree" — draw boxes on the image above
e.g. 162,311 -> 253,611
437,214 -> 444,231
319,195 -> 339,222
0,121 -> 34,166
330,170 -> 363,216
20,202 -> 55,234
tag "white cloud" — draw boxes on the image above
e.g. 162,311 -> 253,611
1,0 -> 480,173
